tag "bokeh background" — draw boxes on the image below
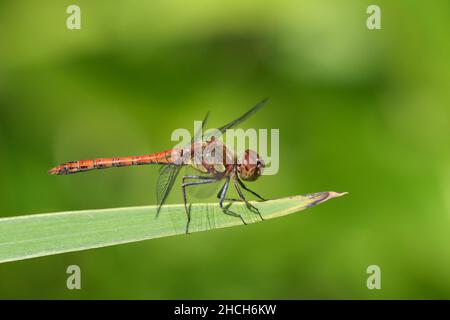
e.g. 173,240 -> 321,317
1,0 -> 449,299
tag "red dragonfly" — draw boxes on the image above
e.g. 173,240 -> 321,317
49,98 -> 268,233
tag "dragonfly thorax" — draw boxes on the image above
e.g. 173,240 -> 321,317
237,149 -> 265,181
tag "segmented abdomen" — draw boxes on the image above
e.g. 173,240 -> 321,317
48,149 -> 175,175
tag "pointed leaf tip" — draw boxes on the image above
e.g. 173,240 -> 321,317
305,191 -> 348,207
328,191 -> 349,198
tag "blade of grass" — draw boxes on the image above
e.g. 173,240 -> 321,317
0,191 -> 347,263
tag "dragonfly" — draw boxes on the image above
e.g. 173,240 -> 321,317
49,98 -> 269,233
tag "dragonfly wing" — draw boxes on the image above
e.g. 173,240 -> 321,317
156,164 -> 181,216
218,97 -> 269,134
156,111 -> 209,215
203,98 -> 269,141
193,111 -> 210,142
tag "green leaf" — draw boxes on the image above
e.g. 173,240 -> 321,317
0,192 -> 347,263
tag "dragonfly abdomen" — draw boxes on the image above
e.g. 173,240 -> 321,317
48,150 -> 175,175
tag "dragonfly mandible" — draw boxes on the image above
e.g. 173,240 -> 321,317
49,98 -> 269,233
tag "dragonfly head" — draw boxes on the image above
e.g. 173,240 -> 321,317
237,149 -> 265,181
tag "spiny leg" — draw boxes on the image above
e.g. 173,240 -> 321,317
222,202 -> 247,225
237,178 -> 266,201
233,178 -> 264,221
217,178 -> 266,204
216,183 -> 226,200
216,186 -> 242,202
182,176 -> 218,234
182,175 -> 214,182
219,177 -> 247,225
216,184 -> 251,203
216,178 -> 262,222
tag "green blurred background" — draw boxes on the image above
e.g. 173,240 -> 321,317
1,0 -> 449,299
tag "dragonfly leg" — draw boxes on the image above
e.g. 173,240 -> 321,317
182,175 -> 214,182
216,185 -> 243,202
236,178 -> 266,201
218,177 -> 247,225
219,196 -> 248,203
216,183 -> 226,199
233,178 -> 264,221
182,176 -> 218,234
216,182 -> 252,202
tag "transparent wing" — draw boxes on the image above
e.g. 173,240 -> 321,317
156,111 -> 210,215
203,97 -> 269,141
193,110 -> 210,142
218,97 -> 269,134
156,164 -> 181,216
